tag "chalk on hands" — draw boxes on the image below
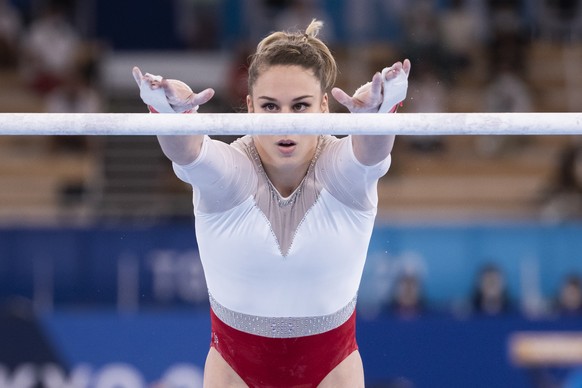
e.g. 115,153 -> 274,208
378,66 -> 408,113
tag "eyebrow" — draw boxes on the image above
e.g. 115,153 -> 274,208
257,95 -> 314,102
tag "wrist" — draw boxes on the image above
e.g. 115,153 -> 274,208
148,105 -> 198,114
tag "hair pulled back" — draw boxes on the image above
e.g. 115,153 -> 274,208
247,19 -> 337,94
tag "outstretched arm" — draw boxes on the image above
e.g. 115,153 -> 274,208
132,66 -> 215,165
331,59 -> 411,166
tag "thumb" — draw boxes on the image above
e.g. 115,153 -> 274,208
331,87 -> 354,110
192,88 -> 216,106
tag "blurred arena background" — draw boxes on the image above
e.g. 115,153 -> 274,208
1,0 -> 582,387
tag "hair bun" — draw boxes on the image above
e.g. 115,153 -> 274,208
305,19 -> 323,39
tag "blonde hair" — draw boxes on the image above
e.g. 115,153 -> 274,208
247,19 -> 337,94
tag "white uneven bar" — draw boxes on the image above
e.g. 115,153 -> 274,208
0,112 -> 581,135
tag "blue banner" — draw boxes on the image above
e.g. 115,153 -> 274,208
1,223 -> 582,311
1,223 -> 582,387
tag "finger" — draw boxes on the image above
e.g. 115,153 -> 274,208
403,59 -> 411,76
379,60 -> 409,113
143,73 -> 162,89
331,87 -> 354,110
132,66 -> 143,86
193,88 -> 216,106
160,78 -> 175,98
370,72 -> 383,97
383,63 -> 403,81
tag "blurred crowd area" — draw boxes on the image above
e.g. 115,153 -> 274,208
0,0 -> 582,224
378,261 -> 582,320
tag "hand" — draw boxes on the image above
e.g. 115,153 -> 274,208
132,66 -> 215,113
332,59 -> 411,113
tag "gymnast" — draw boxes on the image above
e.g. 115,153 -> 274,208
133,19 -> 410,388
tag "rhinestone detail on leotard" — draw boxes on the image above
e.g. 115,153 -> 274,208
208,293 -> 357,338
248,136 -> 323,207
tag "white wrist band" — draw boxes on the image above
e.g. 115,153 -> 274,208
378,67 -> 408,113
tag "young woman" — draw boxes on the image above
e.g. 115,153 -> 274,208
133,19 -> 410,388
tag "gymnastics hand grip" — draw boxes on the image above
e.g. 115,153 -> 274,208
378,67 -> 408,113
137,73 -> 177,113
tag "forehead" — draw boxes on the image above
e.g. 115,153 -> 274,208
251,65 -> 322,96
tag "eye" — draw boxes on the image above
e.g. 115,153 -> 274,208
261,103 -> 278,112
293,103 -> 310,112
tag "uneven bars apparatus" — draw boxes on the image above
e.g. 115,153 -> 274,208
0,112 -> 581,135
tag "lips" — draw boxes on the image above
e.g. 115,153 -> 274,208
277,139 -> 297,155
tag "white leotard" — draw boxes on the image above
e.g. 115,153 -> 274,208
173,134 -> 390,323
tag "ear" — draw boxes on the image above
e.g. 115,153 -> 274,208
246,95 -> 254,113
321,93 -> 329,113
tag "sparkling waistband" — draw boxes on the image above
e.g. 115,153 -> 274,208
208,293 -> 357,339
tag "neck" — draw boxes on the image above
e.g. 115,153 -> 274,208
265,160 -> 311,197
253,137 -> 320,198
